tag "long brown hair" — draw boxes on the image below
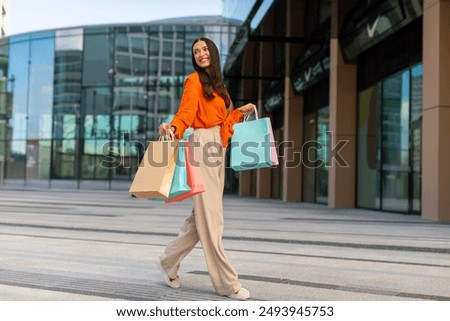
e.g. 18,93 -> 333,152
191,37 -> 232,111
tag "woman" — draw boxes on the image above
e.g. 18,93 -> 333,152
156,37 -> 255,300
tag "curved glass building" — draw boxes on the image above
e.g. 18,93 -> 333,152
0,16 -> 240,189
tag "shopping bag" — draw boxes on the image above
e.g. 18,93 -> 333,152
230,108 -> 278,171
166,140 -> 191,197
165,140 -> 205,203
129,139 -> 179,198
150,140 -> 191,201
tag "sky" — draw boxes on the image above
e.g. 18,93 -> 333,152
8,0 -> 223,36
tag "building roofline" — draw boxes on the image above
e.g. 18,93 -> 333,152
6,15 -> 242,39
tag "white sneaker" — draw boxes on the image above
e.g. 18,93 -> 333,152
155,257 -> 180,289
227,287 -> 251,300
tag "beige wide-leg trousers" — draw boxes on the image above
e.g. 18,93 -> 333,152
160,126 -> 242,296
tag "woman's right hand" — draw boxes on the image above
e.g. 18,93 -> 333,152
158,122 -> 174,137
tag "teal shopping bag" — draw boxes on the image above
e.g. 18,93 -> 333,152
230,109 -> 278,171
165,140 -> 205,203
168,140 -> 191,197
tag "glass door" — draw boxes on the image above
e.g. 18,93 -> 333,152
381,71 -> 410,212
358,65 -> 422,214
302,112 -> 316,202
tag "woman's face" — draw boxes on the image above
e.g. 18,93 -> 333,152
193,40 -> 210,68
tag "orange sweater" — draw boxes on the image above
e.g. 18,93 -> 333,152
170,72 -> 244,147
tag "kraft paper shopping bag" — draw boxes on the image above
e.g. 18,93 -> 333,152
129,139 -> 179,198
150,140 -> 192,201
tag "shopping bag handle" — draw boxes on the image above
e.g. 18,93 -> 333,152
159,129 -> 175,141
243,105 -> 258,122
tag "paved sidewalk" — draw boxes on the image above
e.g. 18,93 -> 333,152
0,186 -> 449,301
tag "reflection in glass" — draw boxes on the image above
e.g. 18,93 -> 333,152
8,38 -> 30,142
381,71 -> 409,212
357,86 -> 381,209
357,65 -> 422,214
302,113 -> 316,203
410,64 -> 422,213
302,107 -> 329,204
28,36 -> 55,140
316,107 -> 329,204
52,30 -> 83,180
82,28 -> 113,87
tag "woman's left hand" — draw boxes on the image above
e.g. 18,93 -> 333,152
238,103 -> 256,116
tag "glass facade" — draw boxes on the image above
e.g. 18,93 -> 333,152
302,106 -> 329,205
222,0 -> 277,29
357,64 -> 422,213
0,20 -> 239,186
220,0 -> 426,216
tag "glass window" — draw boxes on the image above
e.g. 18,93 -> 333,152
85,87 -> 112,114
302,106 -> 329,204
112,87 -> 146,140
82,87 -> 112,140
149,58 -> 158,75
157,92 -> 171,113
316,107 -> 329,204
163,41 -> 173,56
306,0 -> 331,35
319,0 -> 331,25
7,140 -> 26,179
175,41 -> 184,58
55,29 -> 83,51
37,140 -> 51,179
357,66 -> 421,213
302,113 -> 316,202
116,54 -> 131,75
81,153 -> 110,179
161,60 -> 172,76
223,0 -> 257,22
162,27 -> 174,39
113,87 -> 146,112
357,86 -> 381,209
53,28 -> 83,186
410,64 -> 422,122
53,114 -> 77,139
131,37 -> 146,55
114,32 -> 148,86
8,38 -> 30,141
250,0 -> 275,30
117,33 -> 129,52
175,61 -> 184,74
51,138 -> 76,178
381,71 -> 409,212
132,57 -> 147,76
149,39 -> 160,56
410,64 -> 422,213
82,28 -> 113,86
